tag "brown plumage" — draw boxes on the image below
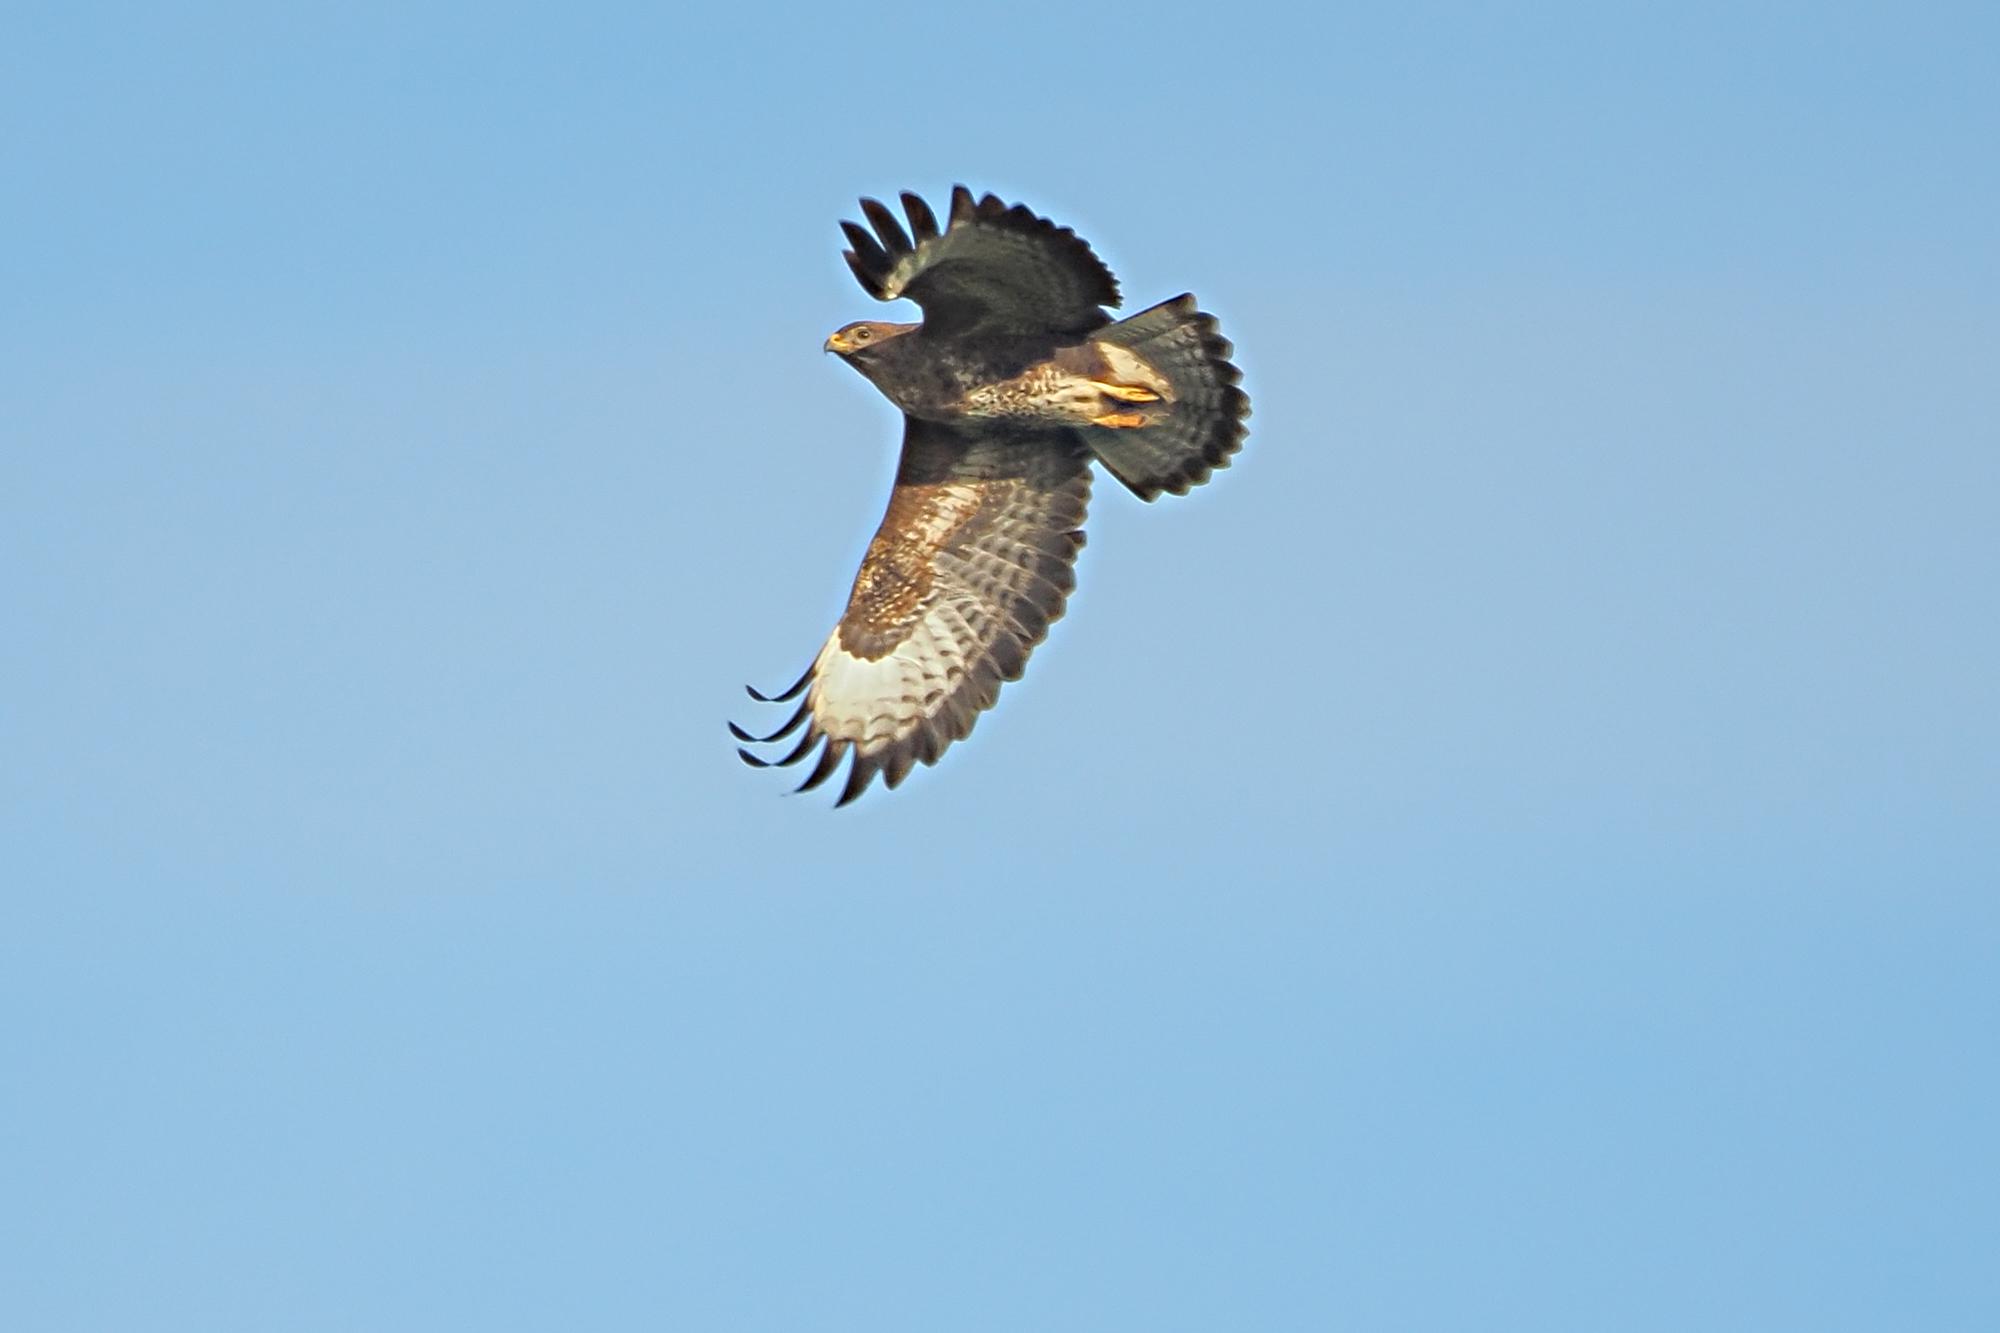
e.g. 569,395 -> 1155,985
735,187 -> 1250,805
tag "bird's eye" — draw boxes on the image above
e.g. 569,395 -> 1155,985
854,327 -> 872,341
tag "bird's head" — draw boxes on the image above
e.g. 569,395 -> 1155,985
825,320 -> 915,362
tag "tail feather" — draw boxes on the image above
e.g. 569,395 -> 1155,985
1084,295 -> 1250,501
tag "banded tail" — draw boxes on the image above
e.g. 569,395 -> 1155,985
1083,295 -> 1250,501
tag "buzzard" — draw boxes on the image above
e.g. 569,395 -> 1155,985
734,187 -> 1249,805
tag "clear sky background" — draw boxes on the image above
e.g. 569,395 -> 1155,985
4,3 -> 1996,1329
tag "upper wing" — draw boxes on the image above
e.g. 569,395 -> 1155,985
841,187 -> 1120,339
734,417 -> 1092,806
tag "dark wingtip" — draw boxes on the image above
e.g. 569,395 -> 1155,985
833,751 -> 881,807
840,219 -> 891,286
794,738 -> 847,794
843,250 -> 885,299
860,196 -> 912,255
948,184 -> 976,227
902,191 -> 939,241
745,664 -> 812,704
731,698 -> 810,746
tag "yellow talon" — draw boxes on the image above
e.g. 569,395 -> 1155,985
1092,380 -> 1162,403
1091,411 -> 1149,428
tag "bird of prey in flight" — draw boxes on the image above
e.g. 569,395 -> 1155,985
735,187 -> 1249,805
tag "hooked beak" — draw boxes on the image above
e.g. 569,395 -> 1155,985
824,331 -> 848,354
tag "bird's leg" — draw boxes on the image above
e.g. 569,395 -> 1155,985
1090,381 -> 1163,403
1089,379 -> 1162,426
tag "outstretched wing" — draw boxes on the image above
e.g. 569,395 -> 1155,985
841,187 -> 1120,338
734,418 -> 1092,806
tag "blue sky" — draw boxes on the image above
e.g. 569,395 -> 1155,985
3,3 -> 1996,1329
